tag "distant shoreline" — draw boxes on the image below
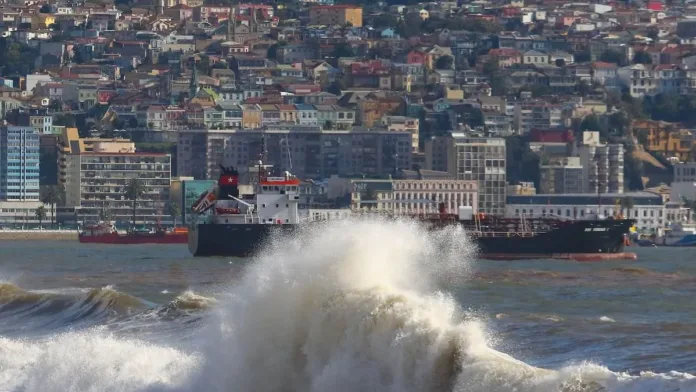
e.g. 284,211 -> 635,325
0,231 -> 78,241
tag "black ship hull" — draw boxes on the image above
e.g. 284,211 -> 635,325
189,223 -> 298,257
474,219 -> 633,255
189,219 -> 634,258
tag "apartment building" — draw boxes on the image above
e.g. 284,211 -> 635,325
177,126 -> 412,180
513,102 -> 564,133
62,139 -> 171,225
670,162 -> 696,201
539,157 -> 584,194
577,131 -> 624,194
437,134 -> 506,215
0,126 -> 40,201
309,5 -> 363,27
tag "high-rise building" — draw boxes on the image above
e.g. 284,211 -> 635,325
450,134 -> 506,215
177,126 -> 412,180
61,135 -> 171,225
539,157 -> 584,194
577,131 -> 624,194
0,126 -> 40,201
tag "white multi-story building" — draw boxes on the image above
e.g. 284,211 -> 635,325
513,102 -> 564,133
506,192 -> 665,233
63,141 -> 171,225
670,162 -> 696,201
344,174 -> 478,214
577,131 -> 624,194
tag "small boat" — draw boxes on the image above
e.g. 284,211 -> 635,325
78,222 -> 188,244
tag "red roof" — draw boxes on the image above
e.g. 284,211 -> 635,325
529,129 -> 574,143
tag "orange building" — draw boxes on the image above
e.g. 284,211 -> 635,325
309,5 -> 363,27
357,96 -> 404,127
633,119 -> 693,162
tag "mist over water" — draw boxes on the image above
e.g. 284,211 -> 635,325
0,219 -> 695,392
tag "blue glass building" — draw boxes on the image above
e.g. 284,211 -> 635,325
0,126 -> 40,201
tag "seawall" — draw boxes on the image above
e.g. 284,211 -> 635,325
0,230 -> 78,241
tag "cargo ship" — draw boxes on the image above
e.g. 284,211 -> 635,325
188,165 -> 636,261
79,222 -> 188,244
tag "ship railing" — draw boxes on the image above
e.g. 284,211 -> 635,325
468,231 -> 537,238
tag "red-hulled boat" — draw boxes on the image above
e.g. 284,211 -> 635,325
78,222 -> 188,244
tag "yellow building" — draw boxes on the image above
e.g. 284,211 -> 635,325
32,14 -> 55,28
634,120 -> 693,162
241,104 -> 262,129
309,5 -> 363,27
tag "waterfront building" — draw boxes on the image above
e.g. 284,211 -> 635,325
0,200 -> 44,227
451,134 -> 506,215
670,162 -> 696,201
0,126 -> 40,201
577,132 -> 624,194
62,140 -> 171,225
539,157 -> 584,194
506,192 -> 664,233
177,126 -> 412,180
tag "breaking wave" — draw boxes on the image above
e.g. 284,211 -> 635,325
1,218 -> 695,391
0,283 -> 212,330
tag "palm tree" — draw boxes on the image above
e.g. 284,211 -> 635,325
35,205 -> 47,229
40,185 -> 63,229
124,177 -> 146,230
167,202 -> 181,227
620,197 -> 635,219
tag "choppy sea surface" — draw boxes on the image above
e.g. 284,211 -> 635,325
0,219 -> 695,391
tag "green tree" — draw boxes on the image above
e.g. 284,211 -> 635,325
40,185 -> 63,228
72,49 -> 86,64
35,205 -> 47,228
324,120 -> 333,130
576,79 -> 591,96
331,42 -> 354,58
482,59 -> 499,76
555,58 -> 566,67
435,55 -> 454,70
395,11 -> 423,38
195,55 -> 211,75
632,51 -> 652,64
0,39 -> 37,77
39,4 -> 52,13
124,177 -> 146,230
53,113 -> 75,128
326,79 -> 345,96
600,49 -> 627,65
490,72 -> 511,96
167,202 -> 181,227
372,13 -> 398,29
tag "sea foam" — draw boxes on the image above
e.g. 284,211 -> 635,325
0,218 -> 694,392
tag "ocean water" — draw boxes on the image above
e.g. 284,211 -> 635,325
0,219 -> 695,392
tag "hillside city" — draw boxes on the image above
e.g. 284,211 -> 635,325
1,0 -> 696,236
